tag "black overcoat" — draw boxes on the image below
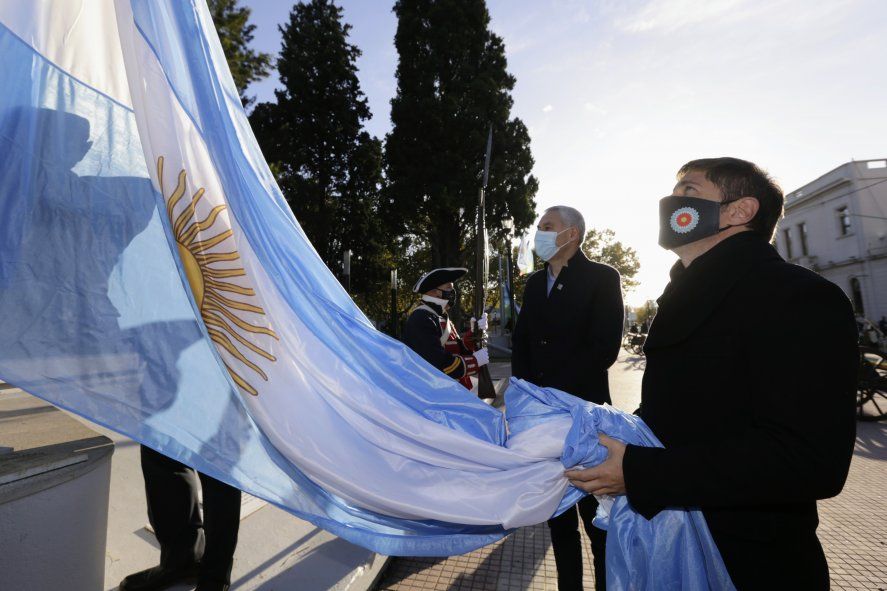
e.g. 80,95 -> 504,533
512,250 -> 624,403
623,232 -> 858,590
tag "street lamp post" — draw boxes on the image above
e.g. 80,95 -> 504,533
342,249 -> 351,294
498,253 -> 505,335
502,218 -> 515,333
390,268 -> 398,339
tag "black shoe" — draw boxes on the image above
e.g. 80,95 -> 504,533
118,563 -> 200,591
195,582 -> 230,591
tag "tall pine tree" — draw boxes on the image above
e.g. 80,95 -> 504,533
250,0 -> 388,317
208,0 -> 272,107
384,0 -> 538,274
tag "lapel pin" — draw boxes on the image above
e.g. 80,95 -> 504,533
557,284 -> 563,290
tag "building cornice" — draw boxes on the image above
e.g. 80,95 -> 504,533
785,176 -> 851,211
785,159 -> 887,211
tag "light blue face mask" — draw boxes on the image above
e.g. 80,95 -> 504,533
534,228 -> 571,261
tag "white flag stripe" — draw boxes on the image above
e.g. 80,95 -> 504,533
0,0 -> 132,107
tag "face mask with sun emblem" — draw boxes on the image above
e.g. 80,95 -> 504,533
657,195 -> 740,250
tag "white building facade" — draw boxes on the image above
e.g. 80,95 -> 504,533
775,158 -> 887,322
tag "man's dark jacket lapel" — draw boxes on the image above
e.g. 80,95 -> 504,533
645,233 -> 783,351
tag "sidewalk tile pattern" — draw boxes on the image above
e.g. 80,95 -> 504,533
377,523 -> 596,591
820,422 -> 886,591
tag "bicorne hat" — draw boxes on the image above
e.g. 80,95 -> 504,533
412,267 -> 469,293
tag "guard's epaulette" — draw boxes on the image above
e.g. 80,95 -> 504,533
408,303 -> 441,319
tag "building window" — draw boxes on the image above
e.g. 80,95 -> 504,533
850,277 -> 865,316
837,206 -> 852,236
799,223 -> 809,256
783,228 -> 793,259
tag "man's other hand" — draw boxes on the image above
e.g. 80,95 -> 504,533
565,434 -> 626,495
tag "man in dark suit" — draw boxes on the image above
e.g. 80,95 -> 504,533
567,158 -> 858,590
512,205 -> 624,591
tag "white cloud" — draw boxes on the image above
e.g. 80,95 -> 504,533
619,0 -> 750,33
584,102 -> 608,115
616,0 -> 856,35
542,104 -> 554,113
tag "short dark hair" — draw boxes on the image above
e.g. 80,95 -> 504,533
678,157 -> 784,240
544,205 -> 586,245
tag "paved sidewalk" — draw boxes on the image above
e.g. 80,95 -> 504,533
820,421 -> 887,590
378,524 -> 586,591
376,351 -> 887,591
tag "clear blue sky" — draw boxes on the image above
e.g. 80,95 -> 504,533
245,0 -> 887,305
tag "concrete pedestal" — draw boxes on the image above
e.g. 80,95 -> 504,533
0,386 -> 114,591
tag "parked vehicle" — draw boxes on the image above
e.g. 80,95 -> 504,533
622,332 -> 646,356
857,347 -> 887,421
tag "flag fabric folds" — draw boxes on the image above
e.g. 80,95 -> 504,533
0,1 -> 734,587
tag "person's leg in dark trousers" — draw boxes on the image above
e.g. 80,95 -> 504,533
119,446 -> 204,591
577,496 -> 607,591
547,496 -> 607,591
141,445 -> 205,568
196,471 -> 242,589
548,505 -> 583,590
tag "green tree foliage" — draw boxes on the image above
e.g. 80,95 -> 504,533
249,0 -> 390,320
581,228 -> 641,293
208,0 -> 272,107
384,0 -> 539,286
634,300 -> 658,327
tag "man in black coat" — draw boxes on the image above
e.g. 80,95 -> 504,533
567,158 -> 858,590
512,205 -> 624,591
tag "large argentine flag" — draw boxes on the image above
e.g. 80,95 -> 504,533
0,1 -> 733,587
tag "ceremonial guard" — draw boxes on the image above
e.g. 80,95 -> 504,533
404,267 -> 490,390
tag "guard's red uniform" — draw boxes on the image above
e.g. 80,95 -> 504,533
403,304 -> 481,390
441,316 -> 480,390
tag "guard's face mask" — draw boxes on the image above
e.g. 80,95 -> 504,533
439,289 -> 457,307
658,195 -> 740,250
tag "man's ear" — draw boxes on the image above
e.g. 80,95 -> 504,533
728,197 -> 759,225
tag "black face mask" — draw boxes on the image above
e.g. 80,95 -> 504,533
658,195 -> 739,250
439,289 -> 457,307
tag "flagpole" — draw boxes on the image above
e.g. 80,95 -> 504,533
474,128 -> 496,399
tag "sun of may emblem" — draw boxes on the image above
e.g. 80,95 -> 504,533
669,206 -> 700,234
157,156 -> 278,396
